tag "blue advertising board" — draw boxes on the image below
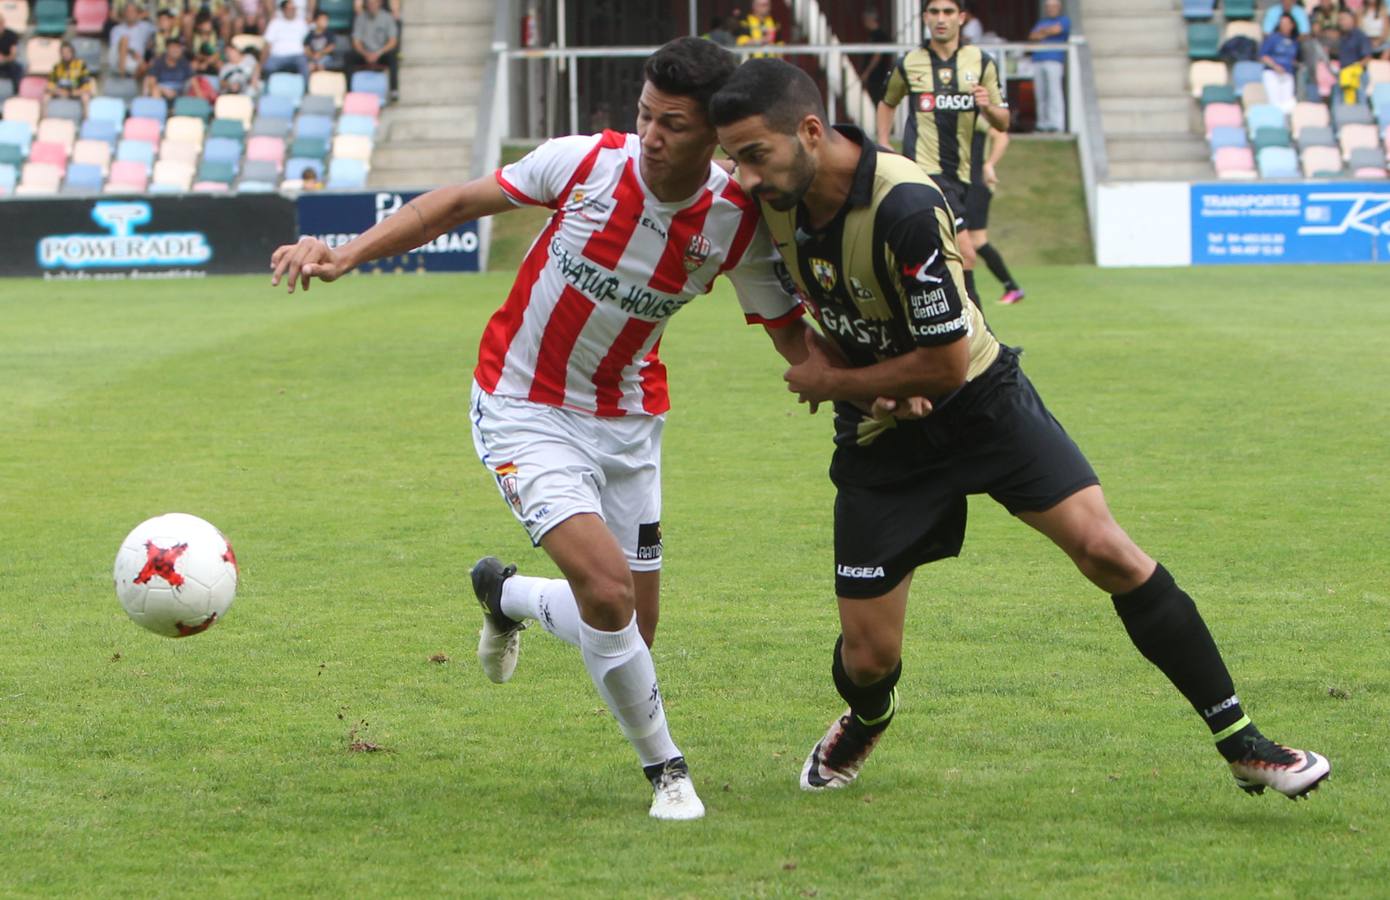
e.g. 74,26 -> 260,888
1191,183 -> 1390,264
296,191 -> 480,273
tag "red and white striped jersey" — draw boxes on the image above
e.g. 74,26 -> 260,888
476,130 -> 801,417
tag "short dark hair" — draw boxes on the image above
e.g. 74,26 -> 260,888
642,36 -> 739,113
924,0 -> 965,11
709,58 -> 826,134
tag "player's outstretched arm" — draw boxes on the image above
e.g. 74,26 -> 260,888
270,176 -> 516,293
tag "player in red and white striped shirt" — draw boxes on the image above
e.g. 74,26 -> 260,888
269,37 -> 800,820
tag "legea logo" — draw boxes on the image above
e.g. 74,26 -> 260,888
37,202 -> 213,269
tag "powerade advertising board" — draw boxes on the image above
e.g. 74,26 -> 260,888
2,195 -> 298,279
1191,183 -> 1390,264
296,191 -> 480,272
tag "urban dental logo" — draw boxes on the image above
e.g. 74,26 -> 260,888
37,202 -> 213,270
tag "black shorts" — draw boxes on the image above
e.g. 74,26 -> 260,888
965,184 -> 991,231
830,347 -> 1100,599
934,175 -> 969,230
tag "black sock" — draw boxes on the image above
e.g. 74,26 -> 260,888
977,243 -> 1019,292
963,269 -> 982,309
831,635 -> 900,731
1111,564 -> 1252,757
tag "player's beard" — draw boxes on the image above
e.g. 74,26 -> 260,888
759,140 -> 816,212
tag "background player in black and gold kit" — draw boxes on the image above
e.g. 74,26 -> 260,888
710,59 -> 1330,801
967,114 -> 1026,305
878,0 -> 1008,307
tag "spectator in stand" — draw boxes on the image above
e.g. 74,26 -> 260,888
1260,14 -> 1301,113
1310,0 -> 1341,38
219,42 -> 261,94
187,1 -> 239,42
300,165 -> 321,190
961,9 -> 984,44
231,0 -> 268,35
354,0 -> 401,19
190,11 -> 224,76
1028,0 -> 1070,133
110,3 -> 156,77
1335,8 -> 1373,100
856,7 -> 893,104
0,11 -> 21,95
107,0 -> 153,42
702,14 -> 739,48
349,0 -> 400,100
264,0 -> 311,78
1362,0 -> 1389,57
305,10 -> 337,72
144,36 -> 194,100
1261,0 -> 1310,37
151,9 -> 186,61
47,42 -> 97,108
736,0 -> 783,57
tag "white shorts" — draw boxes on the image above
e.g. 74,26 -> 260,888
469,380 -> 664,571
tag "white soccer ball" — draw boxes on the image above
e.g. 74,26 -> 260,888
113,513 -> 238,638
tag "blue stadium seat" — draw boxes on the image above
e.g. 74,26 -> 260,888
149,182 -> 185,194
1231,61 -> 1264,93
101,77 -> 141,101
88,96 -> 127,125
1373,84 -> 1390,124
250,117 -> 293,139
115,139 -> 155,172
208,118 -> 247,142
327,156 -> 367,189
1245,104 -> 1285,137
1332,102 -> 1373,129
1187,22 -> 1221,59
66,162 -> 104,191
202,137 -> 243,168
267,72 -> 306,109
196,160 -> 237,183
299,94 -> 337,118
237,181 -> 278,193
79,118 -> 119,146
0,120 -> 33,155
294,114 -> 334,141
257,94 -> 296,121
1256,146 -> 1298,178
33,0 -> 69,36
317,0 -> 354,31
46,98 -> 85,123
241,159 -> 281,183
350,70 -> 389,105
1182,0 -> 1216,20
0,143 -> 23,168
1296,125 -> 1335,148
285,156 -> 324,179
172,96 -> 213,122
1200,84 -> 1238,106
0,162 -> 16,193
336,114 -> 376,138
1209,126 -> 1248,151
1224,0 -> 1256,19
130,96 -> 169,123
1253,126 -> 1291,151
288,137 -> 327,160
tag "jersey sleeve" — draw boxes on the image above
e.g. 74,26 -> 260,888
982,55 -> 1006,108
726,220 -> 804,328
881,57 -> 909,107
882,185 -> 969,347
494,134 -> 599,208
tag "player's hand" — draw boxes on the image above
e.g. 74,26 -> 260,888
972,84 -> 991,111
270,237 -> 345,294
984,162 -> 999,188
870,396 -> 933,420
783,326 -> 838,414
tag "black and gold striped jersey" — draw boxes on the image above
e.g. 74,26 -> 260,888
881,44 -> 1005,184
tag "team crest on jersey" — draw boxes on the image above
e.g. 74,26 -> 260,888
494,462 -> 523,516
937,68 -> 953,85
683,233 -> 712,272
810,257 -> 837,292
963,70 -> 978,84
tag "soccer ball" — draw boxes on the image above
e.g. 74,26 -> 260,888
113,513 -> 238,637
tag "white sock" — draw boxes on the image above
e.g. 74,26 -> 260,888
500,575 -> 581,646
579,615 -> 681,768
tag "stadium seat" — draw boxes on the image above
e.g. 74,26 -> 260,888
241,158 -> 281,183
19,161 -> 62,192
1371,84 -> 1390,124
256,94 -> 295,121
122,117 -> 161,143
78,117 -> 118,147
230,34 -> 267,55
268,72 -> 306,108
157,138 -> 200,167
2,97 -> 40,130
130,96 -> 169,123
73,0 -> 108,34
285,156 -> 324,180
1245,104 -> 1285,137
349,71 -> 388,106
72,138 -> 111,173
336,114 -> 376,138
294,114 -> 334,141
299,94 -> 338,119
1347,145 -> 1388,171
32,0 -> 68,37
1253,126 -> 1291,152
1223,21 -> 1262,45
1256,145 -> 1299,177
202,136 -> 242,167
208,118 -> 247,142
308,71 -> 347,108
0,79 -> 13,102
1297,125 -> 1336,149
65,160 -> 104,191
100,77 -> 140,101
1213,146 -> 1256,179
45,98 -> 84,124
1339,123 -> 1381,160
71,36 -> 104,70
237,180 -> 277,193
1290,102 -> 1329,139
1182,0 -> 1215,20
1200,83 -> 1238,106
1231,61 -> 1264,93
0,0 -> 30,33
250,116 -> 292,139
192,179 -> 231,193
247,135 -> 286,170
115,139 -> 154,172
1187,23 -> 1221,60
1300,145 -> 1342,176
1210,126 -> 1248,153
0,139 -> 22,166
327,156 -> 367,189
317,0 -> 354,31
29,140 -> 68,173
88,96 -> 127,125
331,133 -> 372,162
165,116 -> 205,149
1203,102 -> 1243,137
342,90 -> 381,120
1369,60 -> 1390,89
196,159 -> 236,183
107,159 -> 149,191
288,137 -> 327,160
18,75 -> 47,99
36,117 -> 76,150
152,158 -> 194,190
0,117 -> 34,152
24,36 -> 62,75
1240,82 -> 1267,110
172,96 -> 213,122
1223,0 -> 1255,20
0,162 -> 15,194
1332,103 -> 1373,129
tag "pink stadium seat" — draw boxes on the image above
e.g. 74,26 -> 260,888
72,138 -> 112,173
28,140 -> 68,172
1203,102 -> 1244,138
19,161 -> 62,191
1213,146 -> 1256,179
36,117 -> 76,150
73,0 -> 109,35
1369,60 -> 1390,88
246,135 -> 286,168
23,37 -> 61,75
1353,166 -> 1388,178
191,181 -> 230,192
341,91 -> 381,120
108,159 -> 149,190
1300,145 -> 1342,176
0,0 -> 30,33
2,96 -> 41,128
19,75 -> 47,99
1290,102 -> 1330,140
122,117 -> 162,143
158,139 -> 200,167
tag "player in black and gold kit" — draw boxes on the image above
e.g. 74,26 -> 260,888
878,0 -> 1008,305
710,59 -> 1330,801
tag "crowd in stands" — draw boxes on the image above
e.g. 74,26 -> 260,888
1187,0 -> 1390,178
0,0 -> 402,196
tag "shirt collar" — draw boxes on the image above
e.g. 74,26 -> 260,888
839,125 -> 878,209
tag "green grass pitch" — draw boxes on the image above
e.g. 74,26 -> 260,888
1,266 -> 1387,897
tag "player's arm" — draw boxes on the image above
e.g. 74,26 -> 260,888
784,329 -> 966,406
876,59 -> 908,146
270,177 -> 514,292
984,127 -> 1009,187
973,58 -> 1010,133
